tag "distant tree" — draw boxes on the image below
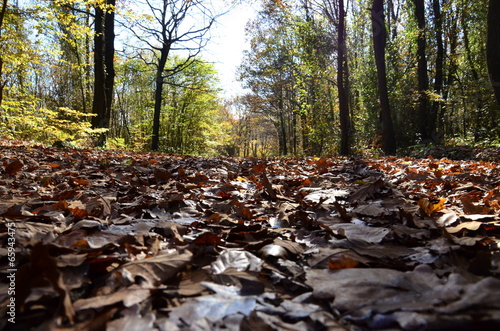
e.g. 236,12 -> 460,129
0,0 -> 7,105
322,0 -> 351,155
161,58 -> 225,155
126,0 -> 220,151
431,0 -> 443,142
412,0 -> 431,142
92,0 -> 115,146
238,1 -> 297,156
371,0 -> 396,154
487,0 -> 500,109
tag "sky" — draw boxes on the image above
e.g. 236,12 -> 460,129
200,1 -> 260,99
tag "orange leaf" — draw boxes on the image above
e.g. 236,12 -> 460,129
69,177 -> 90,187
71,239 -> 90,248
252,163 -> 266,173
301,178 -> 311,186
70,207 -> 88,219
328,255 -> 359,269
418,198 -> 447,216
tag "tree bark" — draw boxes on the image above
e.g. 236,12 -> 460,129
337,0 -> 350,155
91,5 -> 105,131
0,0 -> 9,106
152,50 -> 169,152
371,0 -> 396,154
413,0 -> 430,142
92,1 -> 115,146
431,0 -> 443,142
104,0 -> 115,135
487,0 -> 500,109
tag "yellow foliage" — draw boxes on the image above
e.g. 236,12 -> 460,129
0,98 -> 102,146
418,198 -> 447,216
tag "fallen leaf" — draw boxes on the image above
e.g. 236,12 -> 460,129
167,282 -> 258,325
211,249 -> 263,274
74,285 -> 151,311
328,255 -> 359,269
418,197 -> 447,216
329,223 -> 391,244
120,250 -> 193,286
5,159 -> 24,175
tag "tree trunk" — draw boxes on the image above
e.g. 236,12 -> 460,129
487,0 -> 500,109
462,5 -> 484,140
338,0 -> 350,155
151,50 -> 169,152
413,0 -> 430,142
92,1 -> 115,146
92,5 -> 105,132
371,0 -> 396,154
104,0 -> 115,135
0,0 -> 7,106
441,14 -> 458,136
431,0 -> 443,143
278,88 -> 288,155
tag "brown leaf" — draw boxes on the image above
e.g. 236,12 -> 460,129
16,243 -> 75,323
193,232 -> 224,245
231,199 -> 254,220
347,179 -> 385,202
461,197 -> 492,215
252,162 -> 267,173
260,172 -> 277,200
69,177 -> 91,187
74,285 -> 150,311
5,159 -> 23,175
120,250 -> 193,286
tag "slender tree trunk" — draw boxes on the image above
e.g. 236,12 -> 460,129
442,14 -> 458,136
151,50 -> 169,151
92,1 -> 115,146
487,0 -> 500,109
0,0 -> 9,106
431,0 -> 443,142
104,0 -> 115,133
338,0 -> 350,155
462,6 -> 484,140
278,88 -> 288,155
413,0 -> 430,142
371,0 -> 396,154
92,6 -> 105,131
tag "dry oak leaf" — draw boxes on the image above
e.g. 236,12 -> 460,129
211,249 -> 263,274
73,285 -> 151,311
4,159 -> 23,175
418,197 -> 447,216
120,249 -> 193,287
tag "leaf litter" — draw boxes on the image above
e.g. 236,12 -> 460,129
0,142 -> 499,330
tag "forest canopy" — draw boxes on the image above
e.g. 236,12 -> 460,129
0,0 -> 499,156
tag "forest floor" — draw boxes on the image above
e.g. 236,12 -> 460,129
1,140 -> 499,330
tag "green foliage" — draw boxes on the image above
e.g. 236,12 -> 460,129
0,98 -> 103,145
238,0 -> 338,156
111,55 -> 230,156
160,58 -> 228,155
